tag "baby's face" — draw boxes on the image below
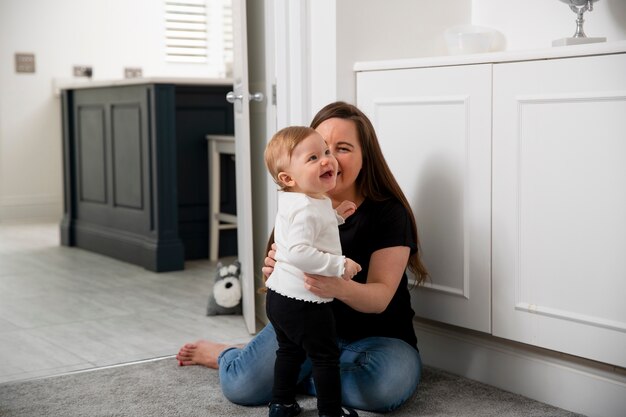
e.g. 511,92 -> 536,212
282,132 -> 338,198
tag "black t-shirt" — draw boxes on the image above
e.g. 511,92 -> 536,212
332,197 -> 418,350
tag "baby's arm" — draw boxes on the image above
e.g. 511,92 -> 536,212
335,200 -> 357,220
342,258 -> 362,280
286,201 -> 361,280
285,207 -> 347,277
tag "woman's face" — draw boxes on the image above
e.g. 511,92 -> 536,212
315,118 -> 363,202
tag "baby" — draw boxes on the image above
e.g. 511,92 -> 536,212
264,126 -> 360,417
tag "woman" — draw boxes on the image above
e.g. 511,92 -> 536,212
176,101 -> 428,413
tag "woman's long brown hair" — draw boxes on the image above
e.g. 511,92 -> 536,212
265,101 -> 428,285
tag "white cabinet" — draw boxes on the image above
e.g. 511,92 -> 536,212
492,53 -> 626,367
356,42 -> 626,367
357,64 -> 493,333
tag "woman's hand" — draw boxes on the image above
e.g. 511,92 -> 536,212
262,243 -> 277,279
304,273 -> 349,299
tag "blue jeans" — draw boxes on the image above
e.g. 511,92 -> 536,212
218,323 -> 422,412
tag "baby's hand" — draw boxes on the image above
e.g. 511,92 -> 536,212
336,200 -> 357,220
342,258 -> 361,280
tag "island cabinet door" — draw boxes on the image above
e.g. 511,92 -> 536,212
492,53 -> 626,367
72,85 -> 153,235
357,64 -> 493,333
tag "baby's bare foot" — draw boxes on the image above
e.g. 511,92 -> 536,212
175,340 -> 235,368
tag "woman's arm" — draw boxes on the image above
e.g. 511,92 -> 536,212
304,246 -> 410,314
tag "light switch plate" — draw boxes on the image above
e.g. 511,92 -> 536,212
15,53 -> 35,73
73,66 -> 93,77
124,67 -> 143,78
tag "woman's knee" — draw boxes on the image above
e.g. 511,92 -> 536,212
218,325 -> 278,406
221,377 -> 272,406
340,337 -> 422,412
219,351 -> 273,405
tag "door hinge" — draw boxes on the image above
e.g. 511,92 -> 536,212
272,84 -> 277,105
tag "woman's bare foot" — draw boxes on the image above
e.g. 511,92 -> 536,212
176,340 -> 240,368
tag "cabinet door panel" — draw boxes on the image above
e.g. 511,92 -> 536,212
493,53 -> 626,367
357,64 -> 492,332
111,104 -> 144,210
77,106 -> 107,204
74,86 -> 152,234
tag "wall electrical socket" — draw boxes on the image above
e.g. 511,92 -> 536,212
15,53 -> 36,73
124,67 -> 143,79
73,65 -> 93,78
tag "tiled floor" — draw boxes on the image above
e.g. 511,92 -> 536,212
0,221 -> 252,383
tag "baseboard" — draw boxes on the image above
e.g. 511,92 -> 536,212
414,319 -> 626,417
0,194 -> 62,222
68,220 -> 185,272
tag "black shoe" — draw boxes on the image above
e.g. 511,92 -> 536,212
268,402 -> 302,417
319,406 -> 359,417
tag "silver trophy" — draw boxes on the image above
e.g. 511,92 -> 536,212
553,0 -> 606,46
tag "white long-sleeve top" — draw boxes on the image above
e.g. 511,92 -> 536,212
265,192 -> 345,303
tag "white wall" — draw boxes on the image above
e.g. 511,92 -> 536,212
472,0 -> 626,50
309,0 -> 471,112
335,0 -> 472,103
0,0 -> 226,221
307,0 -> 626,113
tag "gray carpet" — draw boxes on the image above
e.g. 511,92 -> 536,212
0,357 -> 583,417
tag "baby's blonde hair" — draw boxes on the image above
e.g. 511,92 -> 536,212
264,126 -> 316,190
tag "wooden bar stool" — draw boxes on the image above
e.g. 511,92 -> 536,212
206,135 -> 237,261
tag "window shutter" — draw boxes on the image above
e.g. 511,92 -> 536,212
165,0 -> 208,63
164,0 -> 233,77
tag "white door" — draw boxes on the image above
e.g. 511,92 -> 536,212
356,64 -> 492,333
492,53 -> 626,367
231,0 -> 256,334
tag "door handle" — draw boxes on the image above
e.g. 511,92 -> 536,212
226,91 -> 243,103
249,92 -> 264,102
226,91 -> 264,103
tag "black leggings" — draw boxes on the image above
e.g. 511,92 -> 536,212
266,289 -> 341,416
